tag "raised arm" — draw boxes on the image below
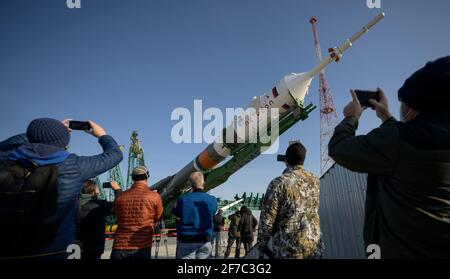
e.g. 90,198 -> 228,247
75,121 -> 123,181
329,89 -> 400,174
328,116 -> 400,174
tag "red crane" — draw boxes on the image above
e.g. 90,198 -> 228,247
310,16 -> 338,176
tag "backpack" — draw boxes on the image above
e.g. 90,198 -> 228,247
233,214 -> 241,227
229,214 -> 241,238
0,160 -> 59,258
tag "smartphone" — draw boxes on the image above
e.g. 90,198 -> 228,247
102,182 -> 112,189
69,121 -> 91,131
354,89 -> 381,108
277,155 -> 286,162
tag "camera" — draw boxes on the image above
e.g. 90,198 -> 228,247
277,155 -> 286,162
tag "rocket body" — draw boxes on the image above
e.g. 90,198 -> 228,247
154,72 -> 313,201
152,13 -> 386,203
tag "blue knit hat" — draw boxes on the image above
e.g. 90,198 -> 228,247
26,118 -> 70,148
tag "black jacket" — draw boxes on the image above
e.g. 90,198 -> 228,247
329,115 -> 450,259
228,213 -> 241,238
239,210 -> 258,242
76,190 -> 121,259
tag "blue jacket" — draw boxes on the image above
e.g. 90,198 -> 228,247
173,191 -> 217,239
0,133 -> 123,256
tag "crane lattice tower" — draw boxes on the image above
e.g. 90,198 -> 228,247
310,16 -> 338,176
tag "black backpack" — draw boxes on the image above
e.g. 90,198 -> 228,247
0,160 -> 59,258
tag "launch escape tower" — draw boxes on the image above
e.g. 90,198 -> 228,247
310,16 -> 338,176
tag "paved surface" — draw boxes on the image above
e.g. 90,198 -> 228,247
101,232 -> 246,259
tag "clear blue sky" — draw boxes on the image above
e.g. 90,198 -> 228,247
1,0 -> 449,199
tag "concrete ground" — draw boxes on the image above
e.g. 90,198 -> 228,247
101,231 -> 246,259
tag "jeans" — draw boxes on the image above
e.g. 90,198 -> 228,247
110,248 -> 151,259
243,241 -> 251,256
211,231 -> 221,257
224,236 -> 241,259
241,234 -> 254,256
176,242 -> 212,259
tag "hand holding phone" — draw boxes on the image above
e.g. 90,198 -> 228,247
68,120 -> 106,138
354,89 -> 381,109
86,120 -> 107,138
69,121 -> 91,131
103,181 -> 120,190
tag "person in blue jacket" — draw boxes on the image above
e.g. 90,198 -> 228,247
173,171 -> 218,259
0,118 -> 123,259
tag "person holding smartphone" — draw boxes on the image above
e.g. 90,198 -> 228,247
0,118 -> 123,259
328,56 -> 450,258
77,180 -> 122,259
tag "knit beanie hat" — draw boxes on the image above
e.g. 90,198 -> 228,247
398,56 -> 450,114
26,118 -> 70,148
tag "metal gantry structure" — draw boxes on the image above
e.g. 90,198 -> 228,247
310,16 -> 338,176
105,164 -> 126,202
98,132 -> 146,203
96,176 -> 106,200
126,131 -> 146,188
219,192 -> 264,217
237,192 -> 264,210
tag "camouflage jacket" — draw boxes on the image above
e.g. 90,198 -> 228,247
258,165 -> 324,259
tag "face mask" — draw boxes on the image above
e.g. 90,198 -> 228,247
399,106 -> 405,122
399,106 -> 412,123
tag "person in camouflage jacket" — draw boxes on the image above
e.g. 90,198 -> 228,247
258,142 -> 324,259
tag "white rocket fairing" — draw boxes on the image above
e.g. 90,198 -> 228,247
152,13 -> 386,202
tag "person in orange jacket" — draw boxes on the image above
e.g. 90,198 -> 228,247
111,166 -> 163,259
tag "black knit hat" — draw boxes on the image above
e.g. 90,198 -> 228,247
26,118 -> 70,148
285,142 -> 306,166
398,56 -> 450,114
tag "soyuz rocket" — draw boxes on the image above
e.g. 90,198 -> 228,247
151,13 -> 386,204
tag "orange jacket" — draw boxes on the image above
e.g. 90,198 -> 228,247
112,181 -> 163,250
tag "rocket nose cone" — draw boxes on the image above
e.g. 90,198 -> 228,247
283,73 -> 313,104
